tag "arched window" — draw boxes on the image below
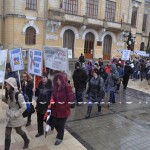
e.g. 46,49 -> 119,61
25,27 -> 36,45
84,32 -> 95,59
63,29 -> 75,57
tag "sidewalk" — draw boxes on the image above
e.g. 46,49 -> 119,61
0,90 -> 86,150
128,79 -> 150,94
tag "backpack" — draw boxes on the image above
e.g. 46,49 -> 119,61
15,92 -> 35,118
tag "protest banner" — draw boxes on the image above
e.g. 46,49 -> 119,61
28,49 -> 43,76
122,50 -> 131,60
9,48 -> 24,71
44,46 -> 69,71
0,50 -> 8,83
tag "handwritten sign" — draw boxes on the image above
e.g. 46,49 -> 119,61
44,46 -> 69,71
0,50 -> 7,83
9,48 -> 24,71
122,50 -> 131,60
28,49 -> 43,76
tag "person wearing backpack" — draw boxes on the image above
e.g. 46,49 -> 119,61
21,72 -> 34,126
1,77 -> 29,150
85,68 -> 104,118
33,72 -> 52,138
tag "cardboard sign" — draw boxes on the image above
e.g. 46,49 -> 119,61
9,48 -> 24,71
0,50 -> 8,83
122,50 -> 131,60
28,49 -> 43,76
44,46 -> 69,71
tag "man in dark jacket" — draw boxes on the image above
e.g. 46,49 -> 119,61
72,62 -> 88,105
123,61 -> 133,90
79,53 -> 85,67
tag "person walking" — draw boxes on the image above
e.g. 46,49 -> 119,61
1,77 -> 29,150
34,72 -> 52,137
85,68 -> 104,118
72,62 -> 88,105
122,61 -> 133,90
79,53 -> 85,67
21,72 -> 33,126
106,64 -> 119,107
50,73 -> 74,145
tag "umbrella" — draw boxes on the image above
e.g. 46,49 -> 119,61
45,108 -> 51,138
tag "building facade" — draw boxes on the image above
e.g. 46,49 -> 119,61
0,0 -> 150,59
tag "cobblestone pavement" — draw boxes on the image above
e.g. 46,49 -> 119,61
0,79 -> 150,150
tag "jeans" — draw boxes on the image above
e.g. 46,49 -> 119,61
75,88 -> 84,103
109,91 -> 115,103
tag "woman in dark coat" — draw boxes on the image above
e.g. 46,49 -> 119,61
51,73 -> 74,145
21,72 -> 33,126
34,73 -> 52,137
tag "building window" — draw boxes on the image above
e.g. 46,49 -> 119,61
131,7 -> 138,27
86,0 -> 99,19
64,0 -> 78,15
25,27 -> 36,45
142,14 -> 147,32
26,0 -> 37,10
63,29 -> 75,57
105,0 -> 116,22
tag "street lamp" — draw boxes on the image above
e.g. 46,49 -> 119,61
123,32 -> 136,51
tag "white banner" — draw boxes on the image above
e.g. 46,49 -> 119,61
44,46 -> 69,71
9,48 -> 24,71
122,50 -> 131,60
28,49 -> 43,76
134,50 -> 146,56
0,50 -> 8,83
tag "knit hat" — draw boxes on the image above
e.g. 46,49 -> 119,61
42,72 -> 48,78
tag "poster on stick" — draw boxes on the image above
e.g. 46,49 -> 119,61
28,49 -> 43,76
44,46 -> 69,71
122,50 -> 131,60
9,48 -> 24,71
0,50 -> 8,83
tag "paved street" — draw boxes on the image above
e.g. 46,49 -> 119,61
0,79 -> 150,150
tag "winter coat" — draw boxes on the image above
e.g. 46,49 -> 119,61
79,55 -> 85,63
106,64 -> 119,92
2,78 -> 26,127
87,76 -> 104,102
72,63 -> 88,89
99,68 -> 108,82
51,73 -> 74,118
35,79 -> 52,114
21,80 -> 33,102
123,65 -> 132,77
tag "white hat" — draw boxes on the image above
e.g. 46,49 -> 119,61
5,77 -> 18,90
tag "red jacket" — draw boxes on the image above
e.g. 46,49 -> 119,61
51,73 -> 74,118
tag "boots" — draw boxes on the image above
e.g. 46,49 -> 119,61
85,106 -> 92,119
21,133 -> 30,149
26,120 -> 31,127
96,105 -> 101,116
5,138 -> 11,150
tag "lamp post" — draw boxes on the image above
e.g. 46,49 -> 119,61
123,32 -> 136,51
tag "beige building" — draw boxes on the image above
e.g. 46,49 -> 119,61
0,0 -> 150,60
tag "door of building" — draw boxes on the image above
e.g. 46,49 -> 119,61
103,35 -> 112,60
84,32 -> 95,59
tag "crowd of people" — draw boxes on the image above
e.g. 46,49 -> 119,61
1,55 -> 150,149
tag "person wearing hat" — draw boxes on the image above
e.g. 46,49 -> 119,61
72,62 -> 88,106
33,72 -> 52,137
1,77 -> 29,149
85,68 -> 104,118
